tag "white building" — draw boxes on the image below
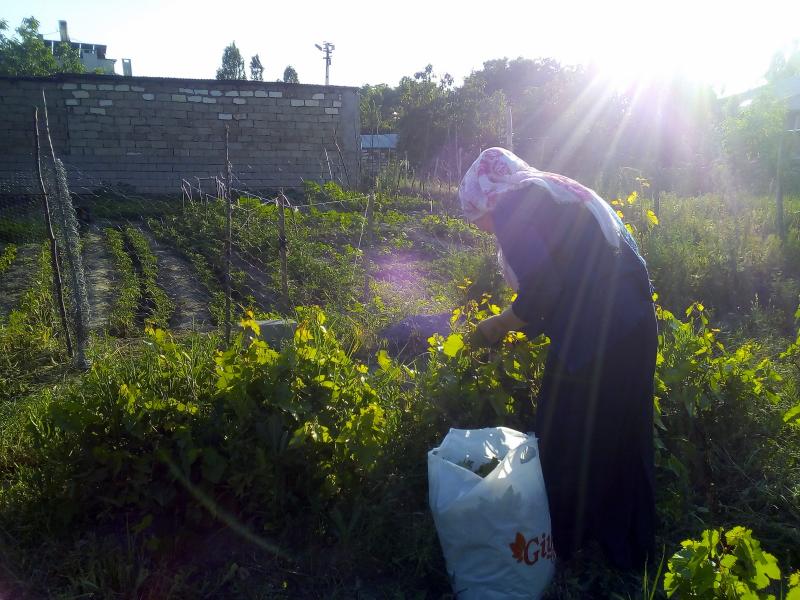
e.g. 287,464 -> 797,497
41,20 -> 130,76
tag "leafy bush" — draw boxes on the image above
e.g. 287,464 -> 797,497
640,194 -> 800,320
421,296 -> 548,429
664,526 -> 798,599
4,309 -> 403,534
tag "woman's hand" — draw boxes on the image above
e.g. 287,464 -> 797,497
473,307 -> 527,347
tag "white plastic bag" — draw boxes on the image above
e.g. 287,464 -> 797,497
428,427 -> 554,599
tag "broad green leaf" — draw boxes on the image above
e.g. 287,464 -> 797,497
783,404 -> 800,424
376,349 -> 391,371
442,333 -> 465,358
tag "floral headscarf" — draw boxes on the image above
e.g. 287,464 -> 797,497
458,147 -> 623,250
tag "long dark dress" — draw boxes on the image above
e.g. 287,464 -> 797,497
491,184 -> 657,569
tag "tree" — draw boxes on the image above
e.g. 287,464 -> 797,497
283,65 -> 299,84
0,17 -> 85,76
765,44 -> 800,83
216,42 -> 245,80
249,54 -> 263,81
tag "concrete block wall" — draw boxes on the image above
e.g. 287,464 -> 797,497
0,74 -> 360,195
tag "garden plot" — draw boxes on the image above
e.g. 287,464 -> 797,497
137,228 -> 213,331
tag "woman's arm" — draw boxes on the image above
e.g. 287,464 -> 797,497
473,186 -> 567,346
475,305 -> 528,346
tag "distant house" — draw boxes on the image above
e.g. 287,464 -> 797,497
41,20 -> 129,75
775,77 -> 800,132
360,133 -> 398,178
737,76 -> 800,131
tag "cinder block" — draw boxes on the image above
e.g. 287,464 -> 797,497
304,99 -> 320,107
143,94 -> 155,100
269,91 -> 283,98
240,90 -> 254,97
233,98 -> 246,105
194,89 -> 209,95
312,93 -> 325,100
202,97 -> 217,104
100,99 -> 114,107
90,107 -> 106,115
73,90 -> 90,98
290,99 -> 304,107
81,83 -> 98,90
224,90 -> 239,97
325,107 -> 339,115
233,113 -> 247,120
218,113 -> 232,120
114,84 -> 130,92
61,83 -> 77,90
254,90 -> 267,97
65,99 -> 79,106
210,90 -> 223,97
131,86 -> 145,92
179,88 -> 194,94
171,94 -> 187,102
333,100 -> 342,107
98,84 -> 115,91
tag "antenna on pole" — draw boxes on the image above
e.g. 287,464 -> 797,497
315,41 -> 335,85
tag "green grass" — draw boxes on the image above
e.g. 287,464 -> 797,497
0,244 -> 17,276
0,185 -> 799,597
124,226 -> 174,328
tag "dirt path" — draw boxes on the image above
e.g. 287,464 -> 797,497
82,227 -> 117,331
140,229 -> 213,331
372,250 -> 432,306
0,243 -> 40,318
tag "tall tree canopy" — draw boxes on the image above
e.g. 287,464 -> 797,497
362,57 -> 722,195
216,42 -> 246,80
0,17 -> 84,76
249,54 -> 263,81
283,65 -> 299,84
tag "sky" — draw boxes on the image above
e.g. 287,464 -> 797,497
4,0 -> 800,95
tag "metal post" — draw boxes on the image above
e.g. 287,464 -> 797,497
278,191 -> 289,307
363,192 -> 375,303
775,131 -> 786,242
224,126 -> 233,345
34,108 -> 73,358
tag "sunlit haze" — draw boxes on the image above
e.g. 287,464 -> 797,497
3,0 -> 799,94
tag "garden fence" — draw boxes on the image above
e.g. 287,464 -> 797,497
0,121 -> 380,355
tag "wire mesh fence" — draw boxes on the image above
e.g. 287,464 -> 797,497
1,94 -> 480,386
0,120 -> 384,360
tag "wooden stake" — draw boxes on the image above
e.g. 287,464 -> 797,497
42,90 -> 90,368
278,191 -> 289,307
776,131 -> 786,241
34,107 -> 73,358
363,192 -> 375,303
224,126 -> 233,345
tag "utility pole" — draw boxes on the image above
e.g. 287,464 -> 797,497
315,41 -> 335,85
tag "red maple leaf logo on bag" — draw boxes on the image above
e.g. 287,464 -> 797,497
510,532 -> 526,562
509,532 -> 556,565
